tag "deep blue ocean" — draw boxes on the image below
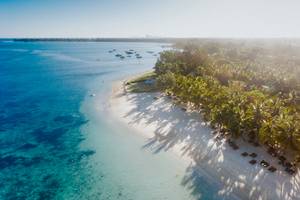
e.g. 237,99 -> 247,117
0,41 -> 224,200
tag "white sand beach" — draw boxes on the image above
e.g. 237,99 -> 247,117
108,78 -> 300,200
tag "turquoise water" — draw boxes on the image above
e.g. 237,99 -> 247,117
0,41 -> 222,200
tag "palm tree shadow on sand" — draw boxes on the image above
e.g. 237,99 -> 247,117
122,91 -> 300,200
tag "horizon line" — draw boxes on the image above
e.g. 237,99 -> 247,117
2,37 -> 300,40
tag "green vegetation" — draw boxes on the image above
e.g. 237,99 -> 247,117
154,40 -> 300,160
126,71 -> 158,93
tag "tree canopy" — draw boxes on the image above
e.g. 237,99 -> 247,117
154,39 -> 300,158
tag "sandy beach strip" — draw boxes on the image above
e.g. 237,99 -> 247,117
107,77 -> 300,200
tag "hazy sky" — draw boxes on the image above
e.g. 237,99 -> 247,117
1,0 -> 300,38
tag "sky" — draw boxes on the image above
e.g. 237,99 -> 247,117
1,0 -> 300,38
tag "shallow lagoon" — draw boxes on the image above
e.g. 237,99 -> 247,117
0,41 -> 221,200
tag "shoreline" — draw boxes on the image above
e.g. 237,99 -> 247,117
107,74 -> 300,200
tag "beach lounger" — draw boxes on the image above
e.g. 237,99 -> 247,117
249,153 -> 257,158
285,167 -> 294,175
249,160 -> 257,165
241,152 -> 248,157
267,148 -> 277,157
260,160 -> 270,167
278,155 -> 286,161
268,166 -> 277,172
285,162 -> 293,168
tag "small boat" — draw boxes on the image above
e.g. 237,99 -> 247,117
120,56 -> 125,59
125,51 -> 134,54
135,53 -> 142,58
136,56 -> 142,59
90,93 -> 96,97
115,54 -> 122,57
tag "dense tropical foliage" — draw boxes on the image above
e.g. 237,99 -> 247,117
154,40 -> 300,159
